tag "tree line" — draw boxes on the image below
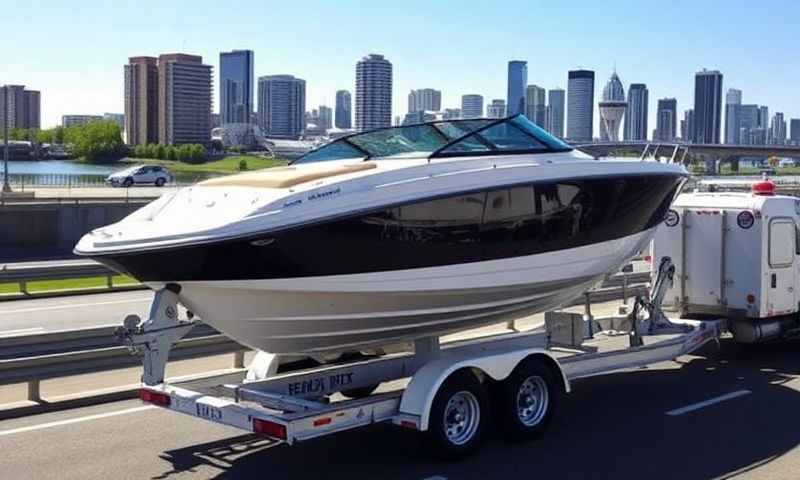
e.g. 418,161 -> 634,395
129,143 -> 207,163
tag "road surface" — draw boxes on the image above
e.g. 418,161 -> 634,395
0,339 -> 798,479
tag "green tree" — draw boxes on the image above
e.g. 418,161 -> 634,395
156,144 -> 166,159
165,145 -> 177,160
63,120 -> 125,162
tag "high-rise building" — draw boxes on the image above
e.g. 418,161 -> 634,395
103,113 -> 125,129
681,109 -> 694,142
525,85 -> 546,126
461,94 -> 484,119
567,70 -> 594,142
443,108 -> 461,120
318,105 -> 333,130
738,104 -> 760,145
219,50 -> 254,125
655,98 -> 677,142
355,54 -> 392,131
0,85 -> 41,131
408,88 -> 441,113
770,112 -> 786,145
257,75 -> 306,139
546,88 -> 565,138
335,90 -> 352,129
62,115 -> 103,127
724,88 -> 742,144
790,119 -> 800,146
487,99 -> 506,119
157,54 -> 213,145
507,61 -> 527,116
124,56 -> 159,145
598,72 -> 626,142
758,106 -> 769,130
692,69 -> 723,144
623,83 -> 648,141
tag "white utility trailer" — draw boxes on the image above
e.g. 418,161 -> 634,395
652,179 -> 800,343
120,260 -> 720,459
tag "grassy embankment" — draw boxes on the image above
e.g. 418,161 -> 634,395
717,165 -> 800,176
119,155 -> 287,174
0,275 -> 139,295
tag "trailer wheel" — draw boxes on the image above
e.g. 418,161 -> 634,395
496,358 -> 557,442
425,369 -> 488,459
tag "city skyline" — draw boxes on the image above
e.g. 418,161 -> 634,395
4,1 -> 800,137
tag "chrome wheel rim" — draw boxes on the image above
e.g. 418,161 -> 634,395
443,390 -> 480,445
516,376 -> 549,427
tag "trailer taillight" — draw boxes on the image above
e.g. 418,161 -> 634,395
139,388 -> 171,407
253,418 -> 287,440
644,255 -> 652,263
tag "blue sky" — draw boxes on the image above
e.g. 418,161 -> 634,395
5,1 -> 799,131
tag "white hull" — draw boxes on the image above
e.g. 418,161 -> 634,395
163,229 -> 653,354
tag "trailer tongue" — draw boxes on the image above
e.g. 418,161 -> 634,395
118,259 -> 720,459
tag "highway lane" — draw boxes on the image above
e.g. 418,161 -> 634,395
0,291 -> 153,334
1,339 -> 799,480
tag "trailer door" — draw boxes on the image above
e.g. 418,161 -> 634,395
766,218 -> 796,315
684,210 -> 725,308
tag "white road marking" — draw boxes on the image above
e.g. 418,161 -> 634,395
0,297 -> 150,315
666,390 -> 752,416
0,327 -> 45,336
0,405 -> 155,437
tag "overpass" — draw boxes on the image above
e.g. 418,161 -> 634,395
574,141 -> 800,171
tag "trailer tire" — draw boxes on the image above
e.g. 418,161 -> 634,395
495,358 -> 557,443
425,369 -> 488,460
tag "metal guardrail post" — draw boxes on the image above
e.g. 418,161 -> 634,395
234,351 -> 246,369
20,280 -> 28,296
28,379 -> 41,402
106,273 -> 114,289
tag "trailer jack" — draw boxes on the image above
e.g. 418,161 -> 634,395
629,257 -> 691,346
115,285 -> 195,385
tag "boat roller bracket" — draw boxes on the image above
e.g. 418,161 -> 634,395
115,287 -> 196,386
629,257 -> 691,343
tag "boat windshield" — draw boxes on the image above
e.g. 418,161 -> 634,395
293,114 -> 572,164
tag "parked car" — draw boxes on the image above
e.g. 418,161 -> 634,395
107,165 -> 172,187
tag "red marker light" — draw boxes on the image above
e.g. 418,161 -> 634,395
139,388 -> 171,407
751,180 -> 776,196
253,418 -> 287,440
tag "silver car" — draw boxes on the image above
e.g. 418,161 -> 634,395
107,165 -> 172,187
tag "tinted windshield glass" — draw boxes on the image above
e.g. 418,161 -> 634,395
294,115 -> 571,163
346,125 -> 447,158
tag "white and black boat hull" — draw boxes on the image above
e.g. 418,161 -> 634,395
150,229 -> 652,353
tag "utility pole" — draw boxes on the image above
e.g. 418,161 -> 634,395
2,85 -> 11,194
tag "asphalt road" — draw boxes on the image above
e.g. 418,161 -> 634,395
1,339 -> 799,480
0,290 -> 153,335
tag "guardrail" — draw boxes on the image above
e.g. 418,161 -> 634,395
0,260 -> 146,297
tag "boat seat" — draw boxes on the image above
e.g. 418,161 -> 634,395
199,162 -> 377,189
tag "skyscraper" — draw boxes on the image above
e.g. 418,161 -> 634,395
624,83 -> 648,141
790,119 -> 800,146
525,85 -> 546,126
770,112 -> 786,145
546,88 -> 565,139
124,56 -> 159,145
318,105 -> 333,130
655,98 -> 677,142
738,104 -> 760,145
681,109 -> 694,142
598,72 -> 626,142
724,88 -> 742,144
219,50 -> 254,125
335,90 -> 352,129
567,70 -> 594,142
157,53 -> 213,145
507,61 -> 527,116
758,106 -> 769,130
692,69 -> 723,144
461,94 -> 484,119
257,75 -> 306,139
487,99 -> 506,119
408,88 -> 441,113
355,54 -> 392,131
0,85 -> 40,131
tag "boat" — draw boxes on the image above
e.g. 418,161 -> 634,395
75,114 -> 687,354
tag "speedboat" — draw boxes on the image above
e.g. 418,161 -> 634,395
75,115 -> 687,354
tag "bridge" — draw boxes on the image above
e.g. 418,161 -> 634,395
574,141 -> 800,172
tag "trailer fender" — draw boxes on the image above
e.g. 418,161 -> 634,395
398,348 -> 569,431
